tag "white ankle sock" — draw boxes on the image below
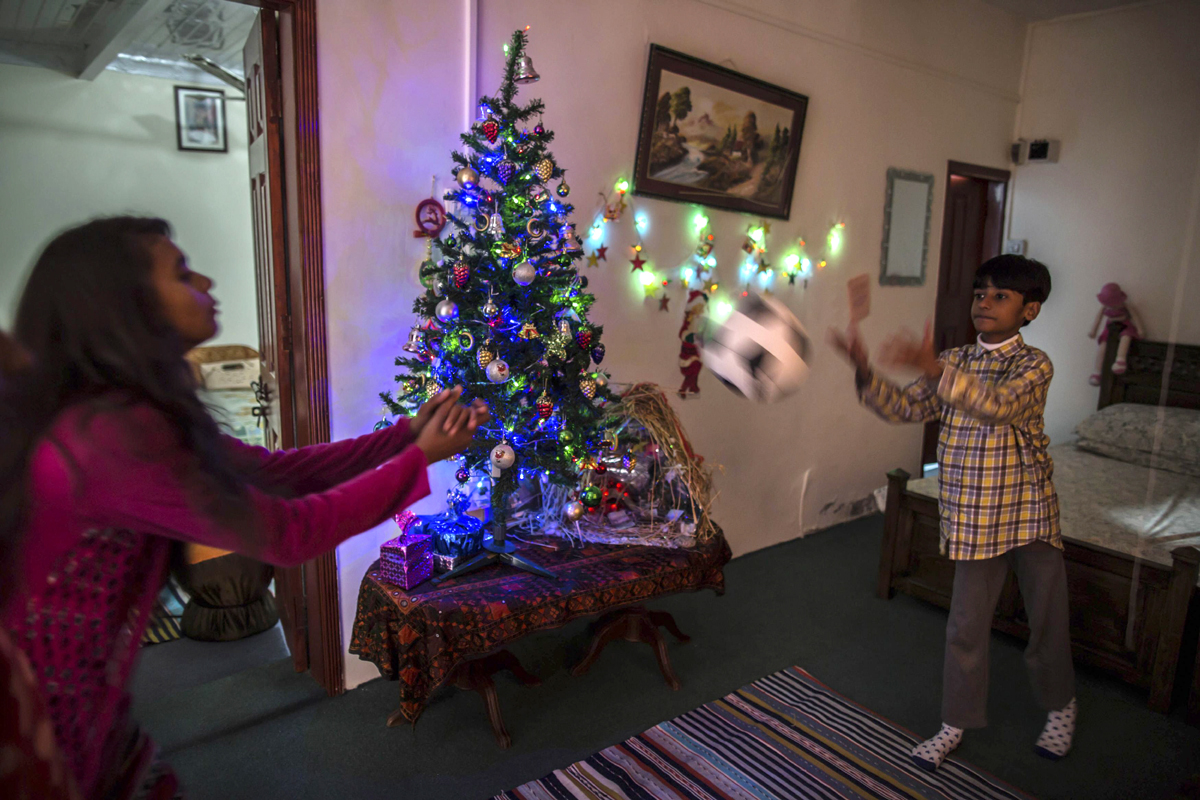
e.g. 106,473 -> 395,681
911,723 -> 963,771
1035,697 -> 1076,760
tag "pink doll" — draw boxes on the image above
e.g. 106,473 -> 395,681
1088,282 -> 1143,385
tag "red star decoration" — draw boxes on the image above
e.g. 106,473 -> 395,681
630,253 -> 646,271
659,296 -> 671,312
595,245 -> 608,261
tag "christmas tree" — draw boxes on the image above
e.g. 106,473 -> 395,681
382,29 -> 614,551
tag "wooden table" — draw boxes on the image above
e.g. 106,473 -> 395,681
349,531 -> 731,747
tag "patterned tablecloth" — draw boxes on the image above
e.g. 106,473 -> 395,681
349,532 -> 732,724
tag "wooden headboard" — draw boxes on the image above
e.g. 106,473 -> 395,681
1098,321 -> 1200,410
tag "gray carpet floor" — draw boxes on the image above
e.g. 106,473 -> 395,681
131,515 -> 1200,800
131,622 -> 290,705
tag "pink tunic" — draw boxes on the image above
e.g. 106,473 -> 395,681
3,400 -> 429,798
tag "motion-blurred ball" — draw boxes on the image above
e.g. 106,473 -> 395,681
701,293 -> 810,402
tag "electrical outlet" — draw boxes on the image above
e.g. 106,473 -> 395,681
1004,239 -> 1027,255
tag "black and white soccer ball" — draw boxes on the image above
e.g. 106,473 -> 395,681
702,293 -> 811,402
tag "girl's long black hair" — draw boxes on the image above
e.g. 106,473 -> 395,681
0,217 -> 249,608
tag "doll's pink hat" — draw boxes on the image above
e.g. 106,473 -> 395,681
1097,282 -> 1126,305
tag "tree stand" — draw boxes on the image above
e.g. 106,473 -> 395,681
432,486 -> 556,583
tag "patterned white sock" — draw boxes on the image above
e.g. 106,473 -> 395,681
1035,697 -> 1076,760
911,723 -> 963,771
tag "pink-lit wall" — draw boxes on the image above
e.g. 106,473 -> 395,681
317,0 -> 1026,689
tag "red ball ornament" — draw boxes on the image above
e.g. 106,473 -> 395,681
534,123 -> 545,136
455,468 -> 470,483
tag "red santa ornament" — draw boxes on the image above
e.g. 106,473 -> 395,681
678,290 -> 708,398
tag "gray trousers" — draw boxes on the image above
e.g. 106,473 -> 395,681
943,540 -> 1075,729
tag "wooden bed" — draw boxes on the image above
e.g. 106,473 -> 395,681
876,325 -> 1200,713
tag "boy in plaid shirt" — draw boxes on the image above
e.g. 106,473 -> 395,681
831,255 -> 1075,770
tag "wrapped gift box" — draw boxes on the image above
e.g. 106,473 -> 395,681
425,514 -> 485,573
380,531 -> 433,590
392,510 -> 420,543
432,552 -> 469,573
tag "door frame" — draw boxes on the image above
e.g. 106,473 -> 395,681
233,0 -> 343,696
923,160 -> 1010,469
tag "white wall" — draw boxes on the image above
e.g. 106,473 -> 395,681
318,0 -> 1026,689
0,65 -> 260,349
1010,0 -> 1200,444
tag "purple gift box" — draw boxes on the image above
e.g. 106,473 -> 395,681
380,531 -> 433,590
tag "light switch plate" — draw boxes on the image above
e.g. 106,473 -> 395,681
1004,238 -> 1027,255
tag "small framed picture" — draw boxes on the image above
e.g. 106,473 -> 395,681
175,86 -> 227,153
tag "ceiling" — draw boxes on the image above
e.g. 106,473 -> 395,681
0,0 -> 1153,85
977,0 -> 1145,21
0,0 -> 256,87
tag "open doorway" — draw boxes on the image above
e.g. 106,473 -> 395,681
0,0 -> 340,696
922,160 -> 1009,470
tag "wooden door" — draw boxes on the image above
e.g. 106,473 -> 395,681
923,162 -> 1009,466
245,9 -> 308,673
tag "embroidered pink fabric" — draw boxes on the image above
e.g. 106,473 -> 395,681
3,400 -> 428,798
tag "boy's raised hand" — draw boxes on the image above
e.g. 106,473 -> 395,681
880,320 -> 942,379
826,325 -> 869,374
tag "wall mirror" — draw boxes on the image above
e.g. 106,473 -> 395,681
880,168 -> 934,286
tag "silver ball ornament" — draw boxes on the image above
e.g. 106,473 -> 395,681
595,373 -> 608,389
482,300 -> 500,319
564,500 -> 585,521
513,261 -> 537,286
435,299 -> 459,323
486,359 -> 510,383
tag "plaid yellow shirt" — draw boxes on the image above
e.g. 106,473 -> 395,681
859,334 -> 1061,560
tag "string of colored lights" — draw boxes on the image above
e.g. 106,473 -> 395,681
583,177 -> 848,321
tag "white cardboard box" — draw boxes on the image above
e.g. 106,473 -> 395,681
200,359 -> 259,391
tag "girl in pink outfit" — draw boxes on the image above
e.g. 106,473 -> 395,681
0,217 -> 488,799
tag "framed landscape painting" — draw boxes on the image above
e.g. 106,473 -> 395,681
633,46 -> 808,219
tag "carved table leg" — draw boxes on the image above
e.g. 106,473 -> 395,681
572,606 -> 690,691
453,649 -> 541,749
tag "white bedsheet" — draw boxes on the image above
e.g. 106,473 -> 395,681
907,444 -> 1200,572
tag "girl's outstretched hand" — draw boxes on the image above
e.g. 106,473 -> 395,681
409,385 -> 460,438
416,397 -> 490,463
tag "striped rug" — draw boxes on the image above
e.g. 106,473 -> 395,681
492,666 -> 1033,800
